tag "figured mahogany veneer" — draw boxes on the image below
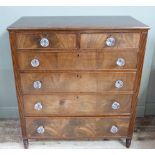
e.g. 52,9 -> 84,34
17,50 -> 138,71
80,33 -> 140,49
16,33 -> 76,49
26,117 -> 130,139
20,72 -> 136,93
23,94 -> 132,116
8,16 -> 149,148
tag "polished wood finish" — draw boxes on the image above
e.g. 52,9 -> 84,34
26,117 -> 130,139
20,72 -> 136,93
81,33 -> 140,49
9,31 -> 27,140
16,33 -> 76,49
8,16 -> 149,148
23,94 -> 132,116
8,16 -> 149,30
128,32 -> 148,138
17,50 -> 138,71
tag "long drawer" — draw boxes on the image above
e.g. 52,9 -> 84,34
26,117 -> 130,139
20,72 -> 136,93
17,50 -> 138,71
23,94 -> 132,116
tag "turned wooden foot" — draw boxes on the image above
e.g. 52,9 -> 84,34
23,139 -> 29,149
126,138 -> 131,148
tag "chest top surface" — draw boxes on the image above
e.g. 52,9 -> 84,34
7,16 -> 149,30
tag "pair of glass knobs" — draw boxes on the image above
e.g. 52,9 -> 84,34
34,101 -> 120,111
40,36 -> 116,48
35,37 -> 119,135
33,79 -> 124,90
31,57 -> 125,68
36,125 -> 118,134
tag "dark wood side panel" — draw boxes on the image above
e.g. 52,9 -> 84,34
23,94 -> 132,116
17,50 -> 138,71
80,33 -> 140,49
26,117 -> 130,139
20,72 -> 136,93
16,32 -> 76,49
128,31 -> 148,138
9,32 -> 27,139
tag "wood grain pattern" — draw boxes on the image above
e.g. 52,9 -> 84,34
20,72 -> 136,93
26,117 -> 130,139
17,50 -> 138,71
7,16 -> 149,30
128,32 -> 148,138
80,33 -> 140,49
16,32 -> 76,49
23,94 -> 132,116
9,32 -> 27,139
8,16 -> 149,148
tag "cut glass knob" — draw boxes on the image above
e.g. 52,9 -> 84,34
106,37 -> 116,47
112,102 -> 120,110
40,38 -> 49,47
31,59 -> 40,67
116,58 -> 125,67
115,80 -> 123,88
37,126 -> 45,134
34,102 -> 43,111
110,125 -> 118,134
33,81 -> 42,89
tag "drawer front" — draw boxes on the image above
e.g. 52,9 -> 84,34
24,94 -> 132,116
20,72 -> 136,93
26,117 -> 129,139
80,33 -> 140,49
16,33 -> 76,49
17,50 -> 137,70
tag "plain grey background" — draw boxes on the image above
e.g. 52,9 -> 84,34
0,6 -> 155,118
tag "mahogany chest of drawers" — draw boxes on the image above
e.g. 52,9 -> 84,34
8,16 -> 149,148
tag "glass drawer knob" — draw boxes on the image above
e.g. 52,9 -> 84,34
110,125 -> 118,134
106,37 -> 116,47
115,80 -> 123,88
34,102 -> 43,111
33,81 -> 42,89
40,38 -> 49,47
116,58 -> 125,67
37,126 -> 45,134
31,59 -> 40,67
112,102 -> 120,110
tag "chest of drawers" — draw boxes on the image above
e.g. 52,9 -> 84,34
8,16 -> 149,148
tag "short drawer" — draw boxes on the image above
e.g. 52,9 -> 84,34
80,33 -> 140,49
20,72 -> 136,93
17,50 -> 137,70
23,94 -> 132,116
16,32 -> 76,49
26,117 -> 129,139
